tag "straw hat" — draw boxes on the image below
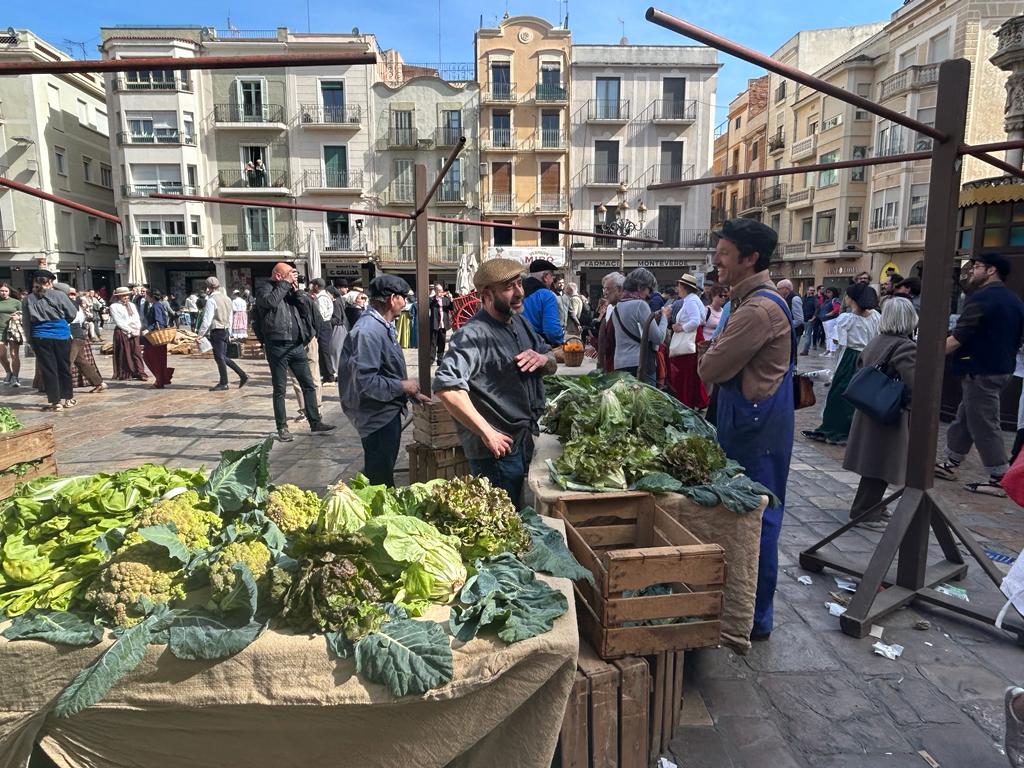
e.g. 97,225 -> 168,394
677,273 -> 700,292
113,286 -> 131,298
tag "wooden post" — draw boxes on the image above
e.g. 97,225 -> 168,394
415,164 -> 432,394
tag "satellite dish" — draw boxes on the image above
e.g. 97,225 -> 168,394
352,27 -> 359,35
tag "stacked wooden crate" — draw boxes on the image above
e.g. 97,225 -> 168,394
407,400 -> 469,482
0,424 -> 57,499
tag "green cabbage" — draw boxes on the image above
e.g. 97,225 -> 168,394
362,515 -> 467,605
317,482 -> 370,533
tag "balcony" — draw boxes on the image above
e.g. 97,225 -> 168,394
298,104 -> 361,128
534,193 -> 567,213
378,244 -> 416,264
435,184 -> 466,205
762,183 -> 788,207
591,227 -> 710,250
739,190 -> 762,215
656,164 -> 695,184
213,104 -> 285,128
482,193 -> 517,214
879,63 -> 940,101
781,241 -> 810,261
434,127 -> 464,147
533,82 -> 568,103
532,129 -> 567,151
385,127 -> 418,149
651,99 -> 697,123
787,187 -> 815,209
767,132 -> 785,155
383,183 -> 415,206
583,163 -> 628,186
790,134 -> 817,162
322,235 -> 362,253
301,169 -> 363,194
908,207 -> 928,227
586,99 -> 631,123
0,230 -> 15,248
218,168 -> 290,194
114,76 -> 191,92
221,232 -> 294,253
121,183 -> 198,198
136,234 -> 203,249
116,131 -> 196,147
429,245 -> 462,264
481,128 -> 517,151
482,82 -> 517,103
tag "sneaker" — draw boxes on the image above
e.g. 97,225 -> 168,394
277,427 -> 294,442
292,410 -> 306,423
1006,686 -> 1024,767
42,402 -> 63,412
209,384 -> 229,392
11,376 -> 20,388
934,460 -> 960,481
1,373 -> 10,384
61,398 -> 77,409
310,422 -> 336,434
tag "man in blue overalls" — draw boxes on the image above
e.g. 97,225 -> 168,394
698,219 -> 794,643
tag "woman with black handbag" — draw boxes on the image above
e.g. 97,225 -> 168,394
841,297 -> 918,529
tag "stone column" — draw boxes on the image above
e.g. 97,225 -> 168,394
992,15 -> 1024,169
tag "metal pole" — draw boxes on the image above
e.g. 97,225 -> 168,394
0,176 -> 120,224
425,214 -> 661,244
0,51 -> 377,76
959,147 -> 1024,179
415,165 -> 432,394
646,8 -> 947,143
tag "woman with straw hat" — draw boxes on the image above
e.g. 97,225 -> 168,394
667,273 -> 709,409
109,286 -> 147,381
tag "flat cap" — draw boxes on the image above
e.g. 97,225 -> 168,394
528,258 -> 557,274
715,218 -> 778,260
368,274 -> 412,299
310,277 -> 326,289
33,269 -> 57,282
474,258 -> 524,291
974,252 -> 1011,279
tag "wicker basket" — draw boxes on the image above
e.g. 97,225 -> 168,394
143,327 -> 178,346
562,335 -> 585,367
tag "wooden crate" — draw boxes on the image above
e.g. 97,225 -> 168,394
407,442 -> 469,482
0,424 -> 57,499
411,399 -> 460,449
240,339 -> 264,359
556,493 -> 725,659
647,650 -> 686,760
558,640 -> 650,768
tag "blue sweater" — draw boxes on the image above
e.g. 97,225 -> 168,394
951,281 -> 1024,376
521,278 -> 564,345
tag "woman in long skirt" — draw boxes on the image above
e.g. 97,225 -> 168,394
666,274 -> 709,409
802,283 -> 881,446
141,290 -> 174,388
230,290 -> 249,340
109,286 -> 147,381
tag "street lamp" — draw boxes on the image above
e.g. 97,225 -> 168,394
598,182 -> 647,273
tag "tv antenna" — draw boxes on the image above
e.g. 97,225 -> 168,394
62,39 -> 88,60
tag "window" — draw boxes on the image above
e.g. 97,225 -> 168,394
323,146 -> 348,187
77,99 -> 88,125
658,206 -> 682,248
539,220 -> 560,247
855,84 -> 871,120
326,212 -> 350,249
493,219 -> 513,246
320,81 -> 346,121
437,217 -> 466,254
82,156 -> 93,183
815,209 -> 836,243
662,77 -> 687,118
441,109 -> 462,144
915,107 -> 936,150
237,79 -> 266,121
594,141 -> 620,183
490,62 -> 512,100
596,77 -> 621,119
48,84 -> 63,130
393,159 -> 414,201
909,184 -> 928,226
660,141 -> 684,182
807,118 -> 818,136
594,205 -> 618,247
978,201 -> 1024,248
391,109 -> 414,145
877,123 -> 904,156
734,116 -> 742,130
846,208 -> 862,242
54,147 -> 67,176
800,217 -> 812,242
898,49 -> 916,71
491,109 -> 512,148
105,221 -> 118,244
94,108 -> 108,136
750,141 -> 758,162
817,151 -> 839,188
851,146 -> 868,182
871,187 -> 900,229
770,213 -> 781,233
87,216 -> 100,241
190,216 -> 202,246
100,164 -> 113,188
130,164 -> 182,194
243,207 -> 272,249
183,111 -> 195,141
187,165 -> 198,189
538,62 -> 564,100
541,110 -> 561,147
59,211 -> 74,250
928,29 -> 951,64
439,158 -> 462,201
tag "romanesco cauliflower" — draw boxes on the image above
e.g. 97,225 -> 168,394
123,490 -> 222,551
85,543 -> 186,627
209,539 -> 272,602
264,484 -> 320,533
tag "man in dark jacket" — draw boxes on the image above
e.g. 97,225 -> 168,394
253,262 -> 335,442
936,253 -> 1024,495
428,283 -> 453,365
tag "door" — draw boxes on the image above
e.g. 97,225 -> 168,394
320,81 -> 345,122
596,77 -> 620,119
244,207 -> 271,250
662,77 -> 686,118
541,110 -> 560,148
490,62 -> 511,100
241,146 -> 268,187
326,212 -> 349,250
658,206 -> 681,248
440,158 -> 462,202
442,109 -> 461,145
539,161 -> 560,210
491,161 -> 512,212
393,159 -> 414,202
540,62 -> 562,99
239,80 -> 264,121
492,110 -> 511,148
660,141 -> 684,182
391,110 -> 414,146
324,145 -> 348,187
594,141 -> 619,183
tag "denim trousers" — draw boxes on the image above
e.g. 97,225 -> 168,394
360,412 -> 403,487
468,434 -> 535,510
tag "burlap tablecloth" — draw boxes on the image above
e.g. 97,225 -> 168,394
0,568 -> 578,768
528,433 -> 764,653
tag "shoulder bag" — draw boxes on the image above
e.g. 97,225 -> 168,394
841,339 -> 907,425
668,302 -> 697,358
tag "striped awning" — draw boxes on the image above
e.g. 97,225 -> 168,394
959,181 -> 1024,208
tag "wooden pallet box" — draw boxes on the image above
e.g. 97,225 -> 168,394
555,493 -> 725,659
407,442 -> 470,483
411,399 -> 460,449
0,424 -> 57,499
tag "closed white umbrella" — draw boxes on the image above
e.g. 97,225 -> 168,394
127,237 -> 147,286
307,230 -> 322,281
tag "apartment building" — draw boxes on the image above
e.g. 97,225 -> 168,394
102,26 -> 379,296
569,43 -> 719,292
369,68 -> 480,286
474,15 -> 572,268
0,29 -> 117,292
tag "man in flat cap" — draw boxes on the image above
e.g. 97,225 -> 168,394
434,258 -> 557,508
698,218 -> 795,646
521,258 -> 565,347
339,275 -> 429,486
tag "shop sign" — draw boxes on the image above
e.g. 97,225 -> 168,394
575,256 -> 700,269
322,259 -> 361,279
486,246 -> 565,268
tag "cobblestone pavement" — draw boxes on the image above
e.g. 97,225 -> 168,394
4,344 -> 1023,766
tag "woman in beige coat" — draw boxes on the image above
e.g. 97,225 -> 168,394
842,297 -> 918,529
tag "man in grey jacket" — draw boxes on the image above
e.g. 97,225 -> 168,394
339,275 -> 429,486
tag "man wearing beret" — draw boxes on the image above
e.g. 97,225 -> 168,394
698,218 -> 795,644
521,258 -> 565,347
434,258 -> 557,508
339,275 -> 429,486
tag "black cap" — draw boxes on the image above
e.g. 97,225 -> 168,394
529,259 -> 557,274
845,282 -> 878,310
715,218 -> 778,260
33,269 -> 57,282
974,253 -> 1011,280
368,275 -> 412,299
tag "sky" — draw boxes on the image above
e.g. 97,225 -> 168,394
9,0 -> 900,121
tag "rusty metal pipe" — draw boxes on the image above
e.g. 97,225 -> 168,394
0,176 -> 121,224
961,139 -> 1024,154
960,148 -> 1024,179
0,52 -> 377,76
426,215 -> 661,244
645,7 -> 948,144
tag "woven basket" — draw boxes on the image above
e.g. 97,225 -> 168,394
562,335 -> 585,367
143,327 -> 178,346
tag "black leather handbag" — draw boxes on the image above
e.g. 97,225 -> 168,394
842,342 -> 906,425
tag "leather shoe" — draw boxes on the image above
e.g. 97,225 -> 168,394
209,384 -> 229,391
749,631 -> 772,642
310,422 -> 336,434
238,374 -> 249,389
277,427 -> 294,442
